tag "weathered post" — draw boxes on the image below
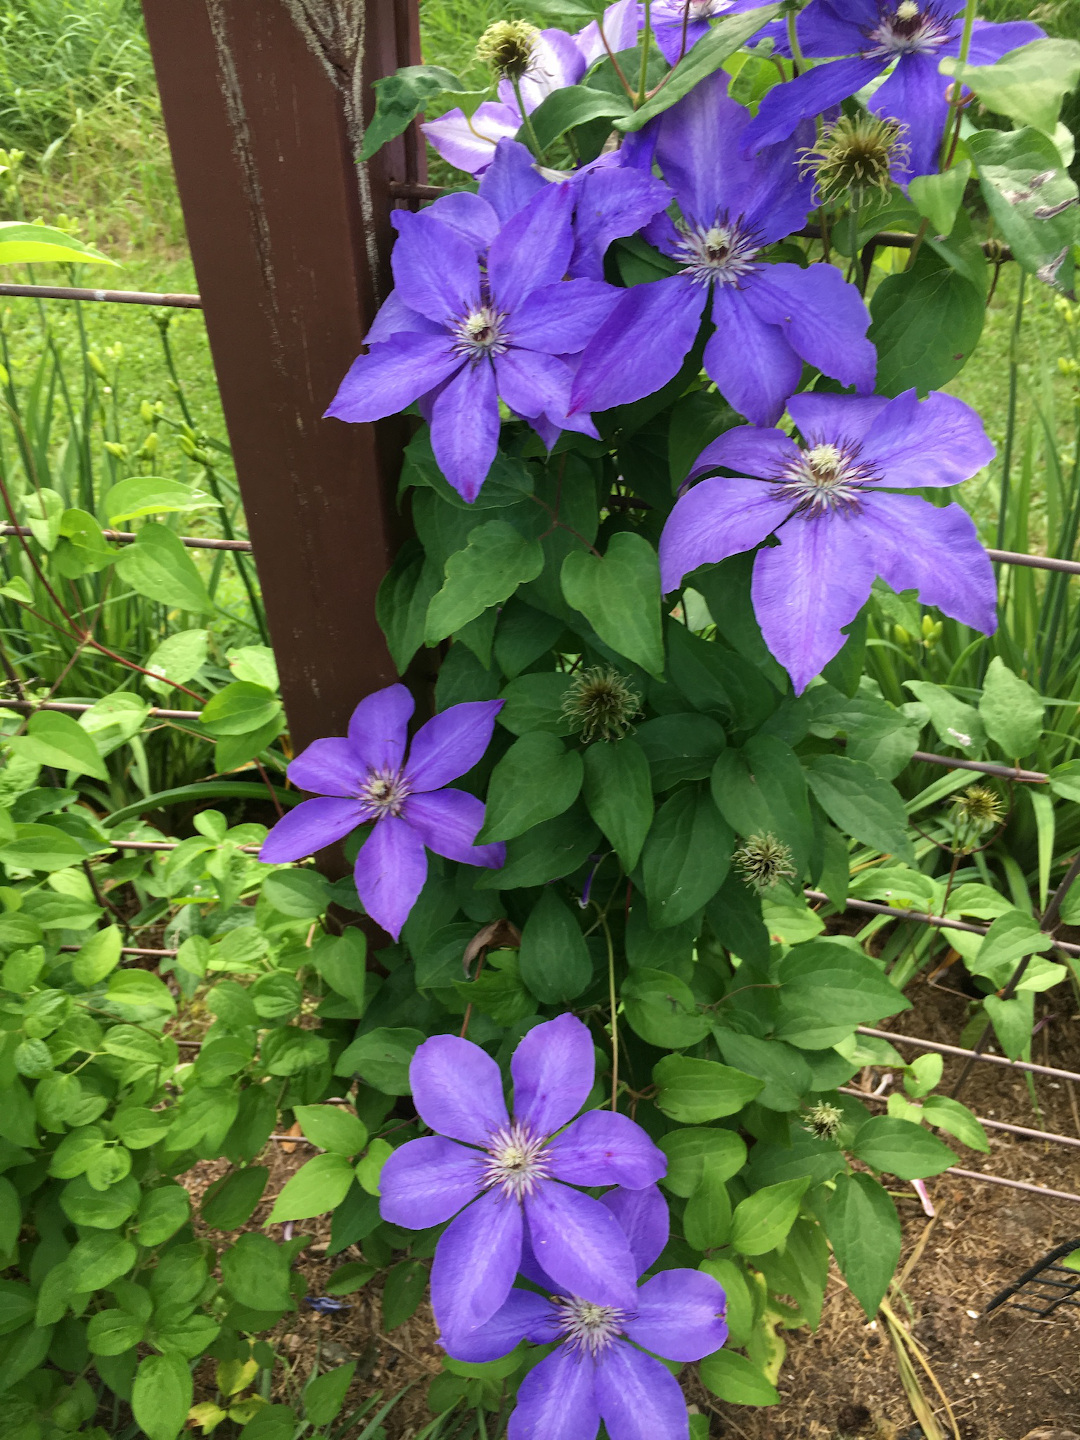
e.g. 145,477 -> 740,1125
141,0 -> 424,754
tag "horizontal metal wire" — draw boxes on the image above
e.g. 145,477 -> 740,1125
910,751 -> 1047,783
808,890 -> 1080,958
1,523 -> 251,552
838,1085 -> 1080,1150
0,283 -> 201,308
855,1026 -> 1080,1084
946,1167 -> 1080,1205
59,943 -> 178,957
988,546 -> 1080,575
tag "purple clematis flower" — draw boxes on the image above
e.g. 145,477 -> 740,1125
326,185 -> 621,502
571,72 -> 875,427
651,0 -> 772,64
443,1184 -> 728,1440
659,389 -> 998,693
744,1 -> 1044,178
259,684 -> 504,940
379,1014 -> 667,1339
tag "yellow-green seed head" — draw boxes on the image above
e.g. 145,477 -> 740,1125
734,832 -> 797,892
799,113 -> 910,205
951,784 -> 1004,833
475,20 -> 540,81
561,666 -> 642,744
805,1101 -> 844,1140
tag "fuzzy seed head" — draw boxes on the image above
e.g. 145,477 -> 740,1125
951,784 -> 1004,833
475,20 -> 541,80
561,666 -> 642,744
734,832 -> 797,892
804,1101 -> 844,1140
799,113 -> 911,205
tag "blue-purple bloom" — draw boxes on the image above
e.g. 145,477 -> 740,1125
571,73 -> 875,426
651,0 -> 771,63
259,684 -> 504,940
326,185 -> 622,502
379,1014 -> 666,1339
443,1184 -> 727,1440
659,389 -> 998,692
744,1 -> 1044,178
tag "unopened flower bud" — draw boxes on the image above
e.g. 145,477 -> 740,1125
561,666 -> 641,744
734,832 -> 797,893
799,113 -> 911,206
85,351 -> 107,379
103,441 -> 128,460
139,433 -> 159,459
475,20 -> 540,81
140,400 -> 156,425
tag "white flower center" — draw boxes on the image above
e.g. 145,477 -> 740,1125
453,305 -> 510,358
358,767 -> 411,818
866,2 -> 952,57
775,439 -> 880,514
676,217 -> 760,287
554,1295 -> 628,1357
482,1121 -> 551,1200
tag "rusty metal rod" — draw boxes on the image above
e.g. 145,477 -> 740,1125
0,698 -> 201,720
1,524 -> 252,552
59,944 -> 179,957
838,1086 -> 1080,1151
855,1027 -> 1080,1083
0,283 -> 202,308
945,1167 -> 1080,1205
806,891 -> 1080,958
986,546 -> 1080,575
911,751 -> 1047,783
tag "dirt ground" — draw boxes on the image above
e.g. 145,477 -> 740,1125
181,975 -> 1080,1440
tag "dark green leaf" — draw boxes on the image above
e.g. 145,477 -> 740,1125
582,738 -> 653,869
622,967 -> 711,1048
635,713 -> 727,789
518,887 -> 593,1003
849,1115 -> 956,1179
202,1167 -> 270,1230
381,1259 -> 429,1330
711,734 -> 811,871
868,247 -> 985,396
497,672 -> 572,736
641,786 -> 732,927
684,1158 -> 733,1250
476,804 -> 600,888
334,1027 -> 424,1093
804,755 -> 915,864
561,531 -> 665,677
823,1172 -> 901,1317
523,85 -> 632,152
220,1233 -> 292,1312
360,65 -> 467,161
427,521 -> 544,643
652,1053 -> 763,1122
479,732 -> 583,842
774,940 -> 909,1048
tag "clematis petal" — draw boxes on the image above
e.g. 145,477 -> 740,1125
570,274 -> 705,415
796,0 -> 876,58
625,1268 -> 729,1360
378,1136 -> 485,1228
659,477 -> 793,593
478,139 -> 547,223
751,511 -> 876,694
407,700 -> 505,791
422,191 -> 502,251
325,335 -> 463,423
857,389 -> 995,488
511,1012 -> 594,1135
402,790 -> 506,869
422,103 -> 520,177
870,50 -> 951,179
353,814 -> 428,941
391,209 -> 483,321
965,18 -> 1045,65
508,1346 -> 601,1440
495,349 -> 573,420
568,164 -> 670,281
259,797 -> 363,864
511,281 -> 621,354
742,54 -> 885,153
547,1111 -> 666,1189
501,28 -> 587,114
746,263 -> 875,396
653,70 -> 756,224
705,285 -> 803,427
594,1341 -> 690,1440
488,185 -> 575,312
786,392 -> 891,446
365,289 -> 443,345
430,359 -> 501,503
287,737 -> 366,797
440,1288 -> 553,1363
599,1183 -> 669,1275
347,684 -> 414,774
688,425 -> 801,483
576,0 -> 643,66
431,1187 -> 523,1337
653,14 -> 711,64
410,1032 -> 510,1146
525,1181 -> 638,1310
855,493 -> 998,636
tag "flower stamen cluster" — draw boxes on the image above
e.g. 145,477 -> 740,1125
799,113 -> 910,205
358,767 -> 411,819
774,439 -> 880,515
675,216 -> 761,288
453,304 -> 511,359
734,832 -> 797,891
562,666 -> 642,743
481,1120 -> 553,1200
553,1295 -> 629,1358
865,1 -> 952,58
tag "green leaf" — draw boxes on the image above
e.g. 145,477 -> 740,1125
652,1053 -> 763,1122
942,39 -> 1080,136
666,622 -> 777,731
220,1232 -> 292,1311
107,968 -> 177,1017
427,521 -> 544,644
774,940 -> 909,1048
263,868 -> 331,919
658,1127 -> 747,1197
617,4 -> 781,129
269,1152 -> 356,1222
72,925 -> 122,985
360,65 -> 466,161
804,755 -> 915,864
978,657 -> 1044,759
0,1323 -> 54,1395
684,1157 -> 733,1250
699,1348 -> 780,1407
641,786 -> 733,927
967,126 -> 1079,276
850,1115 -> 956,1179
711,1030 -> 814,1112
969,909 -> 1052,981
823,1172 -> 901,1317
0,220 -> 115,266
7,710 -> 108,780
729,1177 -> 809,1257
518,886 -> 593,1003
984,991 -> 1035,1059
377,541 -> 440,674
711,734 -> 811,872
102,476 -> 217,525
325,1261 -> 378,1296
334,1027 -> 425,1093
479,731 -> 583,842
908,163 -> 971,239
303,1363 -> 357,1427
582,739 -> 653,869
294,1105 -> 368,1157
67,1231 -> 138,1290
114,522 -> 213,612
88,1307 -> 147,1357
137,1184 -> 191,1245
623,967 -> 710,1048
868,246 -> 985,396
635,712 -> 727,788
497,672 -> 572,736
561,531 -> 665,677
475,803 -> 600,888
132,1353 -> 193,1440
523,85 -> 632,152
144,628 -> 209,696
227,645 -> 279,689
382,1258 -> 429,1330
201,681 -> 281,736
0,1179 -> 20,1256
60,1173 -> 139,1228
921,1095 -> 990,1153
202,1167 -> 270,1230
904,679 -> 987,755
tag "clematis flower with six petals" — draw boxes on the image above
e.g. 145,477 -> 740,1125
743,0 -> 1044,178
258,684 -> 505,940
571,71 -> 876,427
379,1014 -> 667,1340
326,184 -> 621,502
651,0 -> 772,63
442,1184 -> 728,1440
658,389 -> 998,693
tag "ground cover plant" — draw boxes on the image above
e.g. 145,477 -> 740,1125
2,2 -> 1080,1440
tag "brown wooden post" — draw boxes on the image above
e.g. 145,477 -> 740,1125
141,0 -> 425,755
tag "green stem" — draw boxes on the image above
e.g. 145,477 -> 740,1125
940,0 -> 977,170
600,910 -> 619,1111
996,270 -> 1026,552
511,76 -> 544,160
786,9 -> 805,73
845,193 -> 861,285
636,0 -> 652,107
